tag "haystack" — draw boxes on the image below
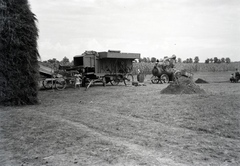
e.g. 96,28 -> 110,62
160,77 -> 205,94
0,0 -> 39,105
195,78 -> 208,84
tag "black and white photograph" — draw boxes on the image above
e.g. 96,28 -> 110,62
1,0 -> 240,165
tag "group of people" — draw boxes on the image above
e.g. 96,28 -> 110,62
230,68 -> 240,83
155,54 -> 177,72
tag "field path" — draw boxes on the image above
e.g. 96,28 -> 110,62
38,111 -> 187,166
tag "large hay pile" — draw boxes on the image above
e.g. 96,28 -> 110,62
0,0 -> 39,105
161,77 -> 206,94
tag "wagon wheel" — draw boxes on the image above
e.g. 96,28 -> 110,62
151,76 -> 160,84
110,76 -> 120,86
110,79 -> 120,86
42,79 -> 54,89
160,74 -> 169,83
55,77 -> 67,90
124,74 -> 134,86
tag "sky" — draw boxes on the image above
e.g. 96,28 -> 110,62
29,0 -> 240,62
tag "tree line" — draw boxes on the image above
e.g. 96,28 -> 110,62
40,56 -> 73,70
138,56 -> 231,64
41,56 -> 232,71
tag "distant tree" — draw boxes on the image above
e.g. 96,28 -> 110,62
209,58 -> 213,63
226,57 -> 231,63
177,58 -> 182,63
189,58 -> 193,63
0,0 -> 39,105
194,56 -> 200,63
48,58 -> 58,64
205,58 -> 210,64
217,59 -> 221,64
150,57 -> 157,63
45,58 -> 60,70
61,56 -> 70,66
213,57 -> 218,63
221,58 -> 225,63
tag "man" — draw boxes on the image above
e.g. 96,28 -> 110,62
163,55 -> 177,72
74,74 -> 82,88
235,68 -> 240,77
235,68 -> 240,82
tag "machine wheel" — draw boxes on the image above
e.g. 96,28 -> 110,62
42,79 -> 54,89
151,76 -> 160,84
110,76 -> 120,86
55,77 -> 67,90
124,74 -> 134,86
160,74 -> 169,83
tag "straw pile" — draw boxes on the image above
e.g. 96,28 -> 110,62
0,0 -> 39,105
195,78 -> 209,84
161,76 -> 206,94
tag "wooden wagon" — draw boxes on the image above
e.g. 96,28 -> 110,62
74,50 -> 140,89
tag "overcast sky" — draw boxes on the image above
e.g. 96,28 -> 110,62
29,0 -> 240,62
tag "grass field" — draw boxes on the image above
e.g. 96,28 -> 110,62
0,72 -> 240,166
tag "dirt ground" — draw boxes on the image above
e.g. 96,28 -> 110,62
0,72 -> 240,166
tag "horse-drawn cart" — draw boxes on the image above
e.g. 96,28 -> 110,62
74,50 -> 140,89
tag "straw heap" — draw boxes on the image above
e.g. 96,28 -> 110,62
0,0 -> 39,105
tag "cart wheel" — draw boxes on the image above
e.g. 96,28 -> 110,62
110,76 -> 120,86
55,77 -> 67,90
110,80 -> 120,86
124,74 -> 134,86
160,74 -> 169,83
151,76 -> 160,84
42,79 -> 54,89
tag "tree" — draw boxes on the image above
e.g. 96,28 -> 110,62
209,58 -> 213,63
194,56 -> 199,63
213,57 -> 218,63
221,58 -> 225,63
61,56 -> 70,66
0,0 -> 39,105
205,58 -> 209,63
177,58 -> 182,63
44,58 -> 60,70
189,58 -> 193,63
226,57 -> 231,63
150,57 -> 157,63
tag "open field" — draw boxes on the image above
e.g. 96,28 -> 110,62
1,72 -> 240,166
